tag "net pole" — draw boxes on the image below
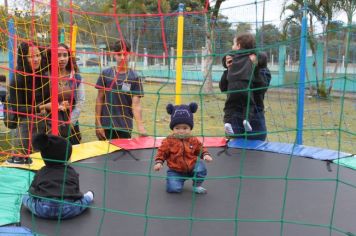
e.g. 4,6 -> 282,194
7,18 -> 16,148
7,18 -> 15,84
50,0 -> 59,135
175,3 -> 184,105
71,24 -> 78,57
296,1 -> 307,145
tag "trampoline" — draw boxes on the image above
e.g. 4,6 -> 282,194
18,146 -> 356,236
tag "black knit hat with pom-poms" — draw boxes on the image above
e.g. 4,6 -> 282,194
32,133 -> 72,166
166,102 -> 198,130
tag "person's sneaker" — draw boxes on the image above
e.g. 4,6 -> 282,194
224,123 -> 234,135
193,186 -> 207,194
6,157 -> 33,165
243,120 -> 252,132
84,191 -> 94,201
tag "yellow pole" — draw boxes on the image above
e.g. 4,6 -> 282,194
175,3 -> 184,105
71,24 -> 78,56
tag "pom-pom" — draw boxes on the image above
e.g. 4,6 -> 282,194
32,133 -> 49,151
189,102 -> 198,113
166,103 -> 174,115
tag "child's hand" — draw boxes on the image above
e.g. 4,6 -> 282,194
154,163 -> 163,171
226,55 -> 233,68
249,54 -> 257,64
203,155 -> 213,163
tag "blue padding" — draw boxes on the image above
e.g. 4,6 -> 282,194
228,139 -> 351,160
0,226 -> 34,235
227,139 -> 266,149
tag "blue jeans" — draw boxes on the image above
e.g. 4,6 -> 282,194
166,161 -> 207,193
229,109 -> 267,141
22,194 -> 93,220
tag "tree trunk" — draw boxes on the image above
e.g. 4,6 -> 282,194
130,20 -> 134,50
323,23 -> 334,97
344,13 -> 353,70
201,0 -> 224,94
307,15 -> 319,97
133,27 -> 141,70
4,0 -> 8,15
203,14 -> 213,93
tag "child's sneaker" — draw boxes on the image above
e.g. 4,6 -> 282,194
224,123 -> 234,135
84,191 -> 94,201
243,120 -> 252,131
193,186 -> 207,194
6,157 -> 33,165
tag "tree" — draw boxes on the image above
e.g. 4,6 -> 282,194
281,0 -> 340,98
200,0 -> 225,93
335,0 -> 356,69
0,6 -> 9,50
285,24 -> 301,62
4,0 -> 8,15
281,0 -> 321,96
258,24 -> 282,59
167,0 -> 226,93
99,0 -> 172,67
236,22 -> 252,34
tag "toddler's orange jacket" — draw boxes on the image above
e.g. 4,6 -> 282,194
155,135 -> 210,173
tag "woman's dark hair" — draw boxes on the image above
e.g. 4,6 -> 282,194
17,41 -> 41,73
113,39 -> 131,52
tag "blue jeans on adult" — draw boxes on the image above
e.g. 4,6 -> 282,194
22,194 -> 93,220
230,108 -> 267,141
166,160 -> 207,193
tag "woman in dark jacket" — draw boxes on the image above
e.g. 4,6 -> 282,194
6,42 -> 51,165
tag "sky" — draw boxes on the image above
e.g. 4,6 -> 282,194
217,0 -> 348,30
0,0 -> 348,28
218,0 -> 286,27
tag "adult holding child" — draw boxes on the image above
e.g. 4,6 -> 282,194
220,33 -> 271,141
95,39 -> 146,140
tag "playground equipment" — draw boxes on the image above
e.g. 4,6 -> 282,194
0,0 -> 355,235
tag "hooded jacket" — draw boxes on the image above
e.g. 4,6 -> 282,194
29,165 -> 83,200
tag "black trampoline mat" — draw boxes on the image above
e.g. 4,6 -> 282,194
20,148 -> 356,236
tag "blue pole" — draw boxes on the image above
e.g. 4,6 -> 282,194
296,4 -> 307,145
8,18 -> 15,83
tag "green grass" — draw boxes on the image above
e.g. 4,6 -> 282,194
77,73 -> 356,154
0,71 -> 355,156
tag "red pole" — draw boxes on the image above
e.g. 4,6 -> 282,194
51,0 -> 59,135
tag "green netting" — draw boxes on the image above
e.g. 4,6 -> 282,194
0,167 -> 34,226
0,0 -> 355,235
